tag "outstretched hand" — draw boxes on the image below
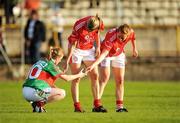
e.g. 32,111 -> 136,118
78,69 -> 88,78
85,65 -> 94,73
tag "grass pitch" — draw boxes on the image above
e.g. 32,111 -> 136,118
0,79 -> 180,123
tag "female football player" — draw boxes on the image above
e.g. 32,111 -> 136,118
64,15 -> 107,112
86,24 -> 138,112
22,47 -> 87,113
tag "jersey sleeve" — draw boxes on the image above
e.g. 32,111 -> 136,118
68,26 -> 79,45
101,32 -> 113,51
99,20 -> 104,31
43,61 -> 63,77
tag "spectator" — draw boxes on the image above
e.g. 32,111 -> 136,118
24,10 -> 46,64
3,0 -> 18,24
89,0 -> 100,8
24,0 -> 41,11
0,17 -> 6,52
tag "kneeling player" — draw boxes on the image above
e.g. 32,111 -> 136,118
22,47 -> 87,113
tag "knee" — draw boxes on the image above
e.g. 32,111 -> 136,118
90,72 -> 99,81
116,78 -> 124,85
100,75 -> 109,83
60,89 -> 66,99
57,89 -> 66,100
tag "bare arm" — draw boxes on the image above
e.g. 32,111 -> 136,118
86,49 -> 109,72
66,42 -> 76,64
63,42 -> 77,72
95,31 -> 101,57
60,69 -> 86,81
131,39 -> 138,58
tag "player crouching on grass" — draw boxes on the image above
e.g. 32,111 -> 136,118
86,24 -> 138,112
22,47 -> 87,113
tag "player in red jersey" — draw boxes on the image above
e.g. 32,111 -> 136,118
65,15 -> 107,112
22,47 -> 87,113
86,24 -> 138,112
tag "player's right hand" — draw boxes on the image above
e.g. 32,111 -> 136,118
79,69 -> 87,78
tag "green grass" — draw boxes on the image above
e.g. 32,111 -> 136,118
0,79 -> 180,123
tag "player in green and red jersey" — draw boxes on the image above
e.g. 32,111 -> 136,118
22,47 -> 87,113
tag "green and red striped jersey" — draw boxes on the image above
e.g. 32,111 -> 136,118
23,59 -> 63,90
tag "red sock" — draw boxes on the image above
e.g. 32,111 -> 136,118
94,99 -> 102,108
36,101 -> 46,107
116,100 -> 123,109
74,102 -> 81,110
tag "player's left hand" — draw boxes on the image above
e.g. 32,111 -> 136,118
86,65 -> 94,73
132,49 -> 138,58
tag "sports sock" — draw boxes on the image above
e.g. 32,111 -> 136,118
94,99 -> 102,108
36,101 -> 46,107
74,102 -> 81,110
116,100 -> 123,109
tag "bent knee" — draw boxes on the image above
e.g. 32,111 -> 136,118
59,89 -> 66,98
100,76 -> 109,83
90,72 -> 99,81
55,89 -> 66,100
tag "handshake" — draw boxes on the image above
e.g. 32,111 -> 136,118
76,65 -> 95,78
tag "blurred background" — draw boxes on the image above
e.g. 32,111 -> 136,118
0,0 -> 179,81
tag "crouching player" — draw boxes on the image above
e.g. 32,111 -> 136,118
22,47 -> 87,113
86,24 -> 138,112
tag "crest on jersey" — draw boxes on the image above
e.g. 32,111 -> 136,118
73,56 -> 78,62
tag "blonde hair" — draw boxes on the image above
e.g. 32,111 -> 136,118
49,47 -> 64,60
87,14 -> 101,31
117,24 -> 131,34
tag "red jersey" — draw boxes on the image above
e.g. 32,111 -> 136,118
101,28 -> 135,57
68,16 -> 104,50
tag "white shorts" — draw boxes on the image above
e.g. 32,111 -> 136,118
100,53 -> 126,68
71,47 -> 95,64
22,87 -> 51,102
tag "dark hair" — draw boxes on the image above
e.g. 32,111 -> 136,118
30,10 -> 38,16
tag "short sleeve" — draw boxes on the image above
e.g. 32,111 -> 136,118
43,60 -> 62,76
101,33 -> 113,51
68,29 -> 78,45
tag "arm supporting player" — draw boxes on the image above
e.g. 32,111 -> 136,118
131,39 -> 138,58
60,69 -> 86,81
67,42 -> 77,63
95,31 -> 101,57
64,41 -> 77,73
86,49 -> 109,72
